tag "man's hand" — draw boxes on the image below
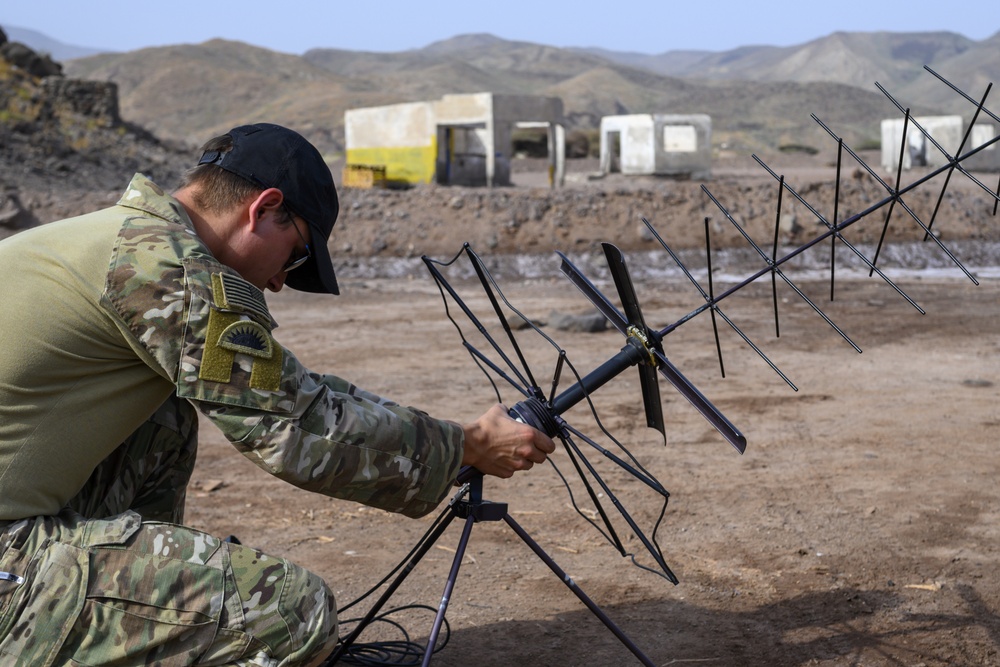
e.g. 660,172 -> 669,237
460,404 -> 556,478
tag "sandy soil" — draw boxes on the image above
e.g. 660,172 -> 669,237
185,234 -> 999,665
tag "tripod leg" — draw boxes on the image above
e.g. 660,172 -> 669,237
422,513 -> 476,667
324,508 -> 459,665
502,514 -> 657,667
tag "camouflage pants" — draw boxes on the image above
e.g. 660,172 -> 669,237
0,395 -> 337,666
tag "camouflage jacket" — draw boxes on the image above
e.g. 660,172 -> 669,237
0,174 -> 463,519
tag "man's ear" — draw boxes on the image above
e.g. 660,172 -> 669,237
246,188 -> 285,231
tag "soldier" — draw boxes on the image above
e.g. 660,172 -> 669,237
0,123 -> 555,665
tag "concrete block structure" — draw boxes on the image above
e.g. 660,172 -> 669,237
880,116 -> 1000,171
966,122 -> 1000,171
599,114 -> 712,179
344,93 -> 565,187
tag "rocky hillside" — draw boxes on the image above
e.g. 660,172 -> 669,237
59,32 -> 968,158
578,30 -> 1000,117
0,27 -> 188,236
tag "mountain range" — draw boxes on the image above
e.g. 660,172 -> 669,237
8,26 -> 1000,158
3,25 -> 104,61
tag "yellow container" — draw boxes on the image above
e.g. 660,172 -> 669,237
342,164 -> 387,189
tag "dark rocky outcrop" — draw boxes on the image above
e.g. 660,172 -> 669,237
0,26 -> 62,78
0,31 -> 187,237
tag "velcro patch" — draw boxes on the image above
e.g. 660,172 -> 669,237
199,309 -> 283,392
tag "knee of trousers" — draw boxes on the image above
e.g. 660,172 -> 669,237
224,542 -> 338,663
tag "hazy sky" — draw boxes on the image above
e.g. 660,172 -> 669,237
3,1 -> 998,55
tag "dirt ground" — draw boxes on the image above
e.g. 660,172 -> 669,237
10,149 -> 978,666
184,209 -> 999,666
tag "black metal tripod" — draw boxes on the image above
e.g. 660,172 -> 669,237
324,467 -> 658,666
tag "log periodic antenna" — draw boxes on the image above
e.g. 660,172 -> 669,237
327,68 -> 997,666
631,69 -> 996,424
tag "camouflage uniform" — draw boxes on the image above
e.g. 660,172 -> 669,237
0,175 -> 465,665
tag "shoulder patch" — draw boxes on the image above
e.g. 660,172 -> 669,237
200,307 -> 284,392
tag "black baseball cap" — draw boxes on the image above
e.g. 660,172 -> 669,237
198,123 -> 340,295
